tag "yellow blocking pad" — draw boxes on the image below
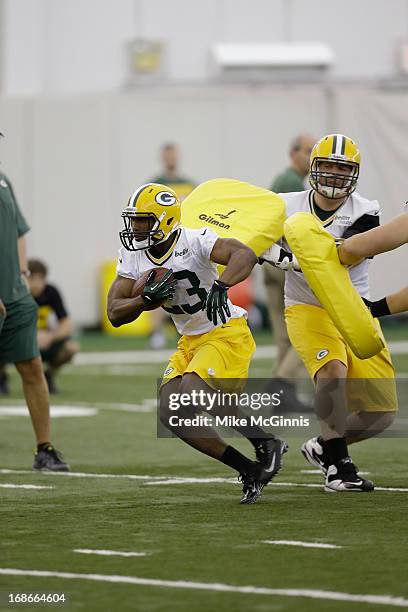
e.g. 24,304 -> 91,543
101,261 -> 152,336
284,212 -> 384,359
181,179 -> 286,260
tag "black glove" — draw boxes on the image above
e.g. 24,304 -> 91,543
203,279 -> 231,325
362,296 -> 391,318
142,269 -> 176,306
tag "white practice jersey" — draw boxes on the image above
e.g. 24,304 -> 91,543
280,190 -> 381,308
117,226 -> 246,336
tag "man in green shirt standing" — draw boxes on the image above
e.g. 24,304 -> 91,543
150,143 -> 196,202
0,134 -> 69,470
270,134 -> 315,193
264,133 -> 315,410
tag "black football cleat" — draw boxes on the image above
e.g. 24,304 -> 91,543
255,436 -> 288,485
325,457 -> 374,492
239,470 -> 263,505
301,436 -> 330,476
33,445 -> 70,472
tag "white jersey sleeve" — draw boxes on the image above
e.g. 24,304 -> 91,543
116,247 -> 142,280
280,190 -> 380,308
189,227 -> 219,265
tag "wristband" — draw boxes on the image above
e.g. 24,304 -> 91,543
370,297 -> 391,318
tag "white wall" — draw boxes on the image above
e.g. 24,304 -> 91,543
2,0 -> 408,95
0,84 -> 407,324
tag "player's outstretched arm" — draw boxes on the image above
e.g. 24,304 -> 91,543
210,238 -> 258,286
107,275 -> 146,327
339,212 -> 408,265
387,286 -> 408,314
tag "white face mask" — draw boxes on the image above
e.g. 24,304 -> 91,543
310,160 -> 359,200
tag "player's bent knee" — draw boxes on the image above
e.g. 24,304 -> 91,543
377,411 -> 395,430
315,359 -> 347,380
178,372 -> 203,396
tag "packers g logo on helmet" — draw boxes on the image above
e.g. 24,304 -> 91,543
309,134 -> 360,199
119,183 -> 181,251
155,191 -> 177,206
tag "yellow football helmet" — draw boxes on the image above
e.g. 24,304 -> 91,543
120,183 -> 181,251
309,133 -> 360,199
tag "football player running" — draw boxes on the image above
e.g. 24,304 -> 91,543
338,211 -> 408,316
107,183 -> 287,504
262,134 -> 397,492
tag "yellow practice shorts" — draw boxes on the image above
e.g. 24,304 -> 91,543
162,317 -> 256,390
285,304 -> 397,413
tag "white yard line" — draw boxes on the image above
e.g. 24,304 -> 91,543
143,478 -> 408,492
73,341 -> 408,366
300,469 -> 327,474
74,346 -> 278,366
0,469 -> 166,481
2,469 -> 407,492
271,482 -> 408,493
74,549 -> 149,558
64,364 -> 160,376
0,402 -> 153,415
144,477 -> 234,485
0,569 -> 407,607
0,484 -> 53,490
0,406 -> 98,418
300,469 -> 371,476
74,350 -> 174,365
263,540 -> 342,549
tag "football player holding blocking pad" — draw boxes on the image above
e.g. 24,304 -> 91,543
107,183 -> 287,504
261,134 -> 397,492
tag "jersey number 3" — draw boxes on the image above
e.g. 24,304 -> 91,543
163,270 -> 207,315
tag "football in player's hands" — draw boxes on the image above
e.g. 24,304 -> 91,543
131,267 -> 176,310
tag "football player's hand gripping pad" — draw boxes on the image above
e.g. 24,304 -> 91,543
142,270 -> 176,306
260,243 -> 301,271
284,212 -> 384,359
204,280 -> 231,325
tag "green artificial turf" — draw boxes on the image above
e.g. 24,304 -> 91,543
1,346 -> 408,611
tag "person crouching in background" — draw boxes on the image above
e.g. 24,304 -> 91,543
28,260 -> 79,394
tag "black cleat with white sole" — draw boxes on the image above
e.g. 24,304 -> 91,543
325,457 -> 374,492
301,436 -> 330,476
239,470 -> 263,505
33,445 -> 70,472
255,436 -> 288,485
